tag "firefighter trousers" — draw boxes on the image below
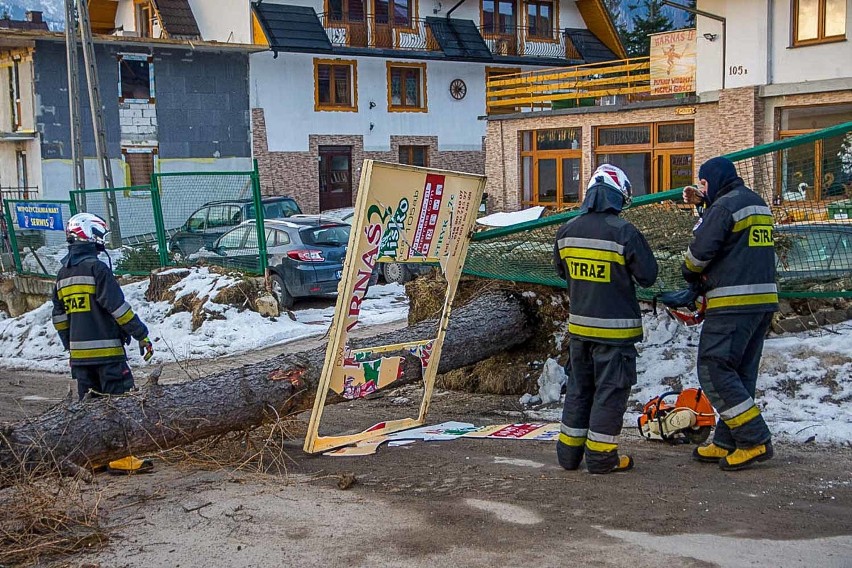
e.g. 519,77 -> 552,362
557,339 -> 637,473
71,361 -> 134,401
697,312 -> 773,450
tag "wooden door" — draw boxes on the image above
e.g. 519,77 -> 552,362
319,146 -> 353,211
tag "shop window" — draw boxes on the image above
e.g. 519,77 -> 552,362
119,54 -> 154,102
594,122 -> 694,196
778,104 -> 852,201
387,62 -> 427,112
314,59 -> 357,111
526,1 -> 556,39
793,0 -> 846,46
520,128 -> 582,208
399,145 -> 429,166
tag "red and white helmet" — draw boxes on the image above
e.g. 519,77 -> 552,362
589,164 -> 632,207
66,213 -> 109,246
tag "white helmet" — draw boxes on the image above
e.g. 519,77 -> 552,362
589,164 -> 632,207
66,213 -> 109,246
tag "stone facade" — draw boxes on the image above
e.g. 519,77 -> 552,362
484,85 -> 852,213
252,109 -> 485,213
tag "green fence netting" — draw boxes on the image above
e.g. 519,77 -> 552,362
3,199 -> 76,278
69,186 -> 162,276
153,170 -> 267,274
464,122 -> 852,300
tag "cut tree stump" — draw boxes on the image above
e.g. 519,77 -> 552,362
0,292 -> 535,481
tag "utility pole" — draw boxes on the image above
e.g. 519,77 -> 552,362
64,0 -> 122,247
64,0 -> 86,211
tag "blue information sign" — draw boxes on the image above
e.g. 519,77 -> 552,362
14,203 -> 64,231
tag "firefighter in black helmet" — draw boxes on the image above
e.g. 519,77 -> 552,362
52,212 -> 155,474
553,165 -> 659,474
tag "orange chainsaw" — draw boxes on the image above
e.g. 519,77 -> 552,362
638,388 -> 716,444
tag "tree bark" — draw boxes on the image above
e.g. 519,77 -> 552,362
0,292 -> 534,480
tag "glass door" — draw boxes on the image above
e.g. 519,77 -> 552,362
655,151 -> 694,192
319,146 -> 353,211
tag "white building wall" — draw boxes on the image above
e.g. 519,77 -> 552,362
696,0 -> 852,94
253,51 -> 522,152
188,0 -> 251,43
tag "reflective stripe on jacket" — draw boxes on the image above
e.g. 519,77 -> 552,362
681,185 -> 778,314
51,244 -> 148,366
554,212 -> 659,345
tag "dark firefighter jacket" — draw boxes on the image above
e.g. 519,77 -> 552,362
681,182 -> 778,315
553,189 -> 659,345
51,242 -> 148,366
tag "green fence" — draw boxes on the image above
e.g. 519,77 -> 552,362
3,165 -> 267,279
464,122 -> 852,300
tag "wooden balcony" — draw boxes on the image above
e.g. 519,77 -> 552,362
486,56 -> 656,114
318,13 -> 440,51
479,25 -> 582,60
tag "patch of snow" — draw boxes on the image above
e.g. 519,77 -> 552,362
527,313 -> 852,446
0,268 -> 408,373
20,244 -> 124,275
536,358 -> 566,405
477,206 -> 545,228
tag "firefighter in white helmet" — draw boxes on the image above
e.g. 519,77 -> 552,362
553,165 -> 659,474
51,212 -> 155,474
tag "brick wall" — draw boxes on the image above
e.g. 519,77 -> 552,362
252,109 -> 485,213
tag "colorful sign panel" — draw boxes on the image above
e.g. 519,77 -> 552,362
304,161 -> 486,454
14,202 -> 64,231
649,28 -> 697,96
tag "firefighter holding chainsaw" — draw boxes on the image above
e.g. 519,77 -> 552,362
553,165 -> 658,474
682,157 -> 777,471
51,213 -> 155,474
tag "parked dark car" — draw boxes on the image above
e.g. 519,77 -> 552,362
308,207 -> 433,284
168,196 -> 301,257
209,216 -> 377,309
776,222 -> 852,281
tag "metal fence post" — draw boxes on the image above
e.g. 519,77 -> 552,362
3,199 -> 23,273
251,161 -> 268,274
149,174 -> 169,268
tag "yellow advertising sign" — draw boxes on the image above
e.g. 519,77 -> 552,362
303,161 -> 486,454
650,28 -> 696,96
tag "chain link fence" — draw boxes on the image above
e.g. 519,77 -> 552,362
465,122 -> 852,300
2,166 -> 267,278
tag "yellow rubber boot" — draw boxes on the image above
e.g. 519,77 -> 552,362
719,442 -> 774,471
693,443 -> 732,463
591,455 -> 634,474
107,455 -> 154,475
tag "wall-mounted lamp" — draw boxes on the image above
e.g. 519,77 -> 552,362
369,122 -> 375,131
703,32 -> 717,41
369,101 -> 376,109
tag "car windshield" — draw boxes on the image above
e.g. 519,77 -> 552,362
300,224 -> 350,246
246,199 -> 301,220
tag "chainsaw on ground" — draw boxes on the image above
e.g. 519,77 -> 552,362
638,388 -> 716,444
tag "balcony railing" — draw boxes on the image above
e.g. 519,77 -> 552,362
318,13 -> 440,51
0,186 -> 38,202
479,25 -> 582,60
486,57 -> 655,114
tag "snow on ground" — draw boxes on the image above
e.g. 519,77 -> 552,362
477,206 -> 545,227
526,313 -> 852,446
0,267 -> 408,373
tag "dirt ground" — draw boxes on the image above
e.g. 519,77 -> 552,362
2,322 -> 852,567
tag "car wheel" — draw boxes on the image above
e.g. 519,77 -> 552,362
270,273 -> 294,310
383,262 -> 412,284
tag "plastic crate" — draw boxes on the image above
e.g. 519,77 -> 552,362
827,199 -> 852,220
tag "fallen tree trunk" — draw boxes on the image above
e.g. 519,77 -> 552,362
0,292 -> 535,480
